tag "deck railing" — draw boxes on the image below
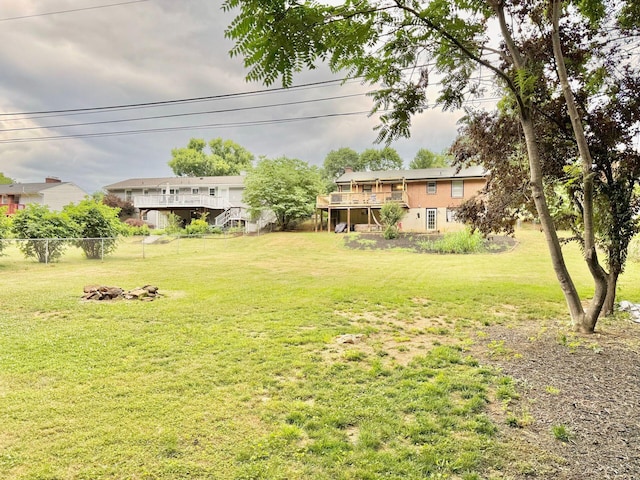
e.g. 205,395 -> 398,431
133,194 -> 230,210
316,191 -> 409,208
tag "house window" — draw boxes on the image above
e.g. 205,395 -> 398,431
125,190 -> 132,201
451,180 -> 464,198
209,188 -> 217,196
142,189 -> 149,196
427,181 -> 437,194
426,208 -> 437,230
363,184 -> 372,193
192,188 -> 199,194
392,184 -> 404,191
446,208 -> 457,222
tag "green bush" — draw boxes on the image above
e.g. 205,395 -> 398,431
184,218 -> 210,236
380,202 -> 406,239
11,204 -> 79,263
418,228 -> 485,254
0,207 -> 11,255
64,199 -> 124,259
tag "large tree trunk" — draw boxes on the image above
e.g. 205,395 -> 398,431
493,4 -> 587,327
603,269 -> 619,317
550,0 -> 608,332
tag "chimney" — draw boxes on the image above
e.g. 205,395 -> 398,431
45,176 -> 61,183
343,166 -> 353,174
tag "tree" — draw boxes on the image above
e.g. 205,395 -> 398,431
360,147 -> 403,171
169,137 -> 254,177
224,0 -> 638,332
11,204 -> 79,263
0,207 -> 11,255
64,199 -> 124,259
410,148 -> 450,169
0,172 -> 14,184
102,193 -> 135,220
323,147 -> 362,181
243,157 -> 325,230
380,202 -> 406,239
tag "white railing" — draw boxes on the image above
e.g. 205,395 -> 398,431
214,207 -> 246,227
134,195 -> 230,210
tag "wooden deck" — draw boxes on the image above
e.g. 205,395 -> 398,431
316,191 -> 409,208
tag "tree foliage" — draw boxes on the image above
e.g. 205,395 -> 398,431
0,172 -> 14,184
410,148 -> 450,169
224,0 -> 640,332
64,199 -> 124,259
102,193 -> 135,220
243,157 -> 325,230
168,137 -> 254,177
323,147 -> 362,181
359,147 -> 403,171
0,207 -> 11,255
380,201 -> 406,239
11,204 -> 79,263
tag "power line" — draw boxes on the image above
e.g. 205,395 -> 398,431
0,0 -> 150,22
0,111 -> 374,144
0,93 -> 366,133
0,78 -> 355,118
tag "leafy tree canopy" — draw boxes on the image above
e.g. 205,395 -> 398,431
64,199 -> 124,259
0,172 -> 14,184
410,148 -> 450,169
323,147 -> 362,181
169,137 -> 254,177
243,156 -> 325,230
360,147 -> 403,171
11,204 -> 79,263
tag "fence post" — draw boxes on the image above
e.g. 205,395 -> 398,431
101,238 -> 104,261
45,239 -> 49,264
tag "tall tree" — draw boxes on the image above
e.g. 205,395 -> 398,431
224,0 -> 638,332
360,147 -> 403,171
243,156 -> 325,230
323,147 -> 362,181
410,148 -> 450,169
169,137 -> 254,177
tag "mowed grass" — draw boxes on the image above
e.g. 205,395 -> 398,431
1,229 -> 639,479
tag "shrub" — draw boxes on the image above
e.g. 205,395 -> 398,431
11,204 -> 79,263
64,200 -> 124,259
418,228 -> 484,254
0,207 -> 11,255
122,219 -> 151,236
380,202 -> 406,240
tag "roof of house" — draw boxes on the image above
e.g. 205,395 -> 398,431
104,175 -> 246,190
0,182 -> 75,195
335,166 -> 487,184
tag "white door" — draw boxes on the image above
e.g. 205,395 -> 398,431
426,208 -> 437,231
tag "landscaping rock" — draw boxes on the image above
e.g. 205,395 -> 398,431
82,285 -> 160,301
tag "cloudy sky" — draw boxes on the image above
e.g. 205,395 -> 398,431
0,0 -> 467,194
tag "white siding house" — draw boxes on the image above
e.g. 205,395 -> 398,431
104,175 -> 270,232
0,178 -> 88,214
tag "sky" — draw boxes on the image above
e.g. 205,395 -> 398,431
0,0 -> 468,194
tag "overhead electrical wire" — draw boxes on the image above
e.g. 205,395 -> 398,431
0,111 -> 374,144
0,0 -> 150,22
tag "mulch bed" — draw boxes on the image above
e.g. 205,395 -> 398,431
474,320 -> 640,479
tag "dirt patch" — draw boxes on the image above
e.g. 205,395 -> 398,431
343,232 -> 517,253
473,319 -> 640,479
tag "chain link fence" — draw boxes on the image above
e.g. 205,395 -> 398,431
0,233 -> 246,263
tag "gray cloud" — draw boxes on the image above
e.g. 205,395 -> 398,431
0,0 -> 464,193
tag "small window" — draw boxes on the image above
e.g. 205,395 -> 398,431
125,190 -> 132,201
427,181 -> 437,194
209,188 -> 217,196
192,188 -> 199,194
142,189 -> 148,196
392,184 -> 404,191
446,208 -> 457,222
363,184 -> 373,193
451,180 -> 464,198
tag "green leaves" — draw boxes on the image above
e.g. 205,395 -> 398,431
168,137 -> 254,177
243,156 -> 325,230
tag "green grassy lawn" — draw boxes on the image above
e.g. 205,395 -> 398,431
1,229 -> 638,479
